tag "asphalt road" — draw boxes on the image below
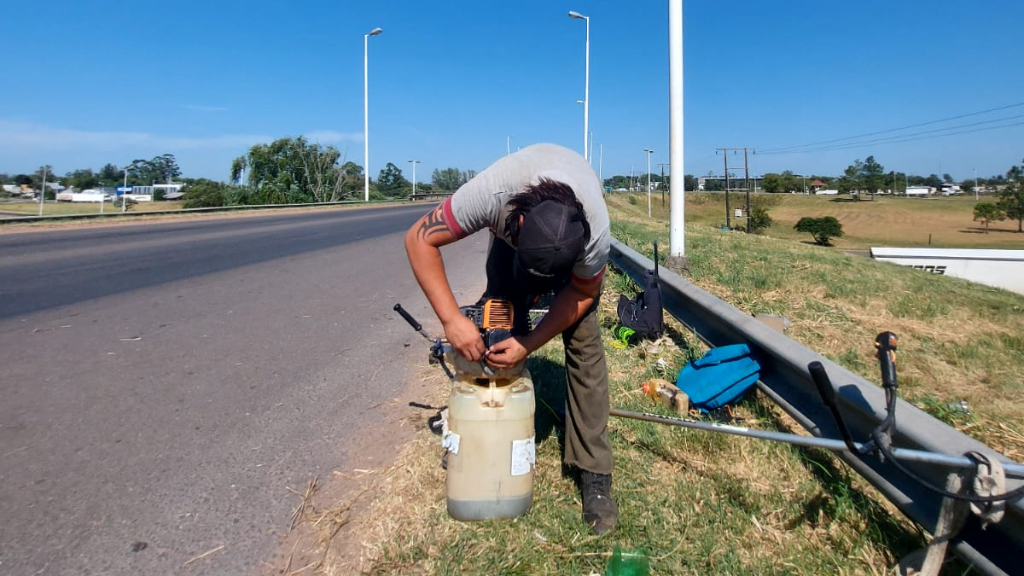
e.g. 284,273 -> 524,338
0,205 -> 490,576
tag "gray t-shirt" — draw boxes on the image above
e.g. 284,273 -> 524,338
441,143 -> 610,283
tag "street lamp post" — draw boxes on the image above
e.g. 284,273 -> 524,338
568,10 -> 589,161
122,168 -> 130,213
364,27 -> 383,202
408,159 -> 420,197
644,148 -> 653,218
38,166 -> 47,216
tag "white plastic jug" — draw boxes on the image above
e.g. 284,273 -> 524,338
444,370 -> 536,520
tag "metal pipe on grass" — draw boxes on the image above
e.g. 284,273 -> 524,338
610,408 -> 1024,479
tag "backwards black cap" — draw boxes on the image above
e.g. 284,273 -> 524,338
513,200 -> 586,292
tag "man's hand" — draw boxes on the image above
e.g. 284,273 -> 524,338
444,314 -> 486,362
485,337 -> 529,369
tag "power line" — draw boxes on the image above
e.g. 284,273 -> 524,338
761,113 -> 1024,154
762,120 -> 1024,156
759,101 -> 1024,154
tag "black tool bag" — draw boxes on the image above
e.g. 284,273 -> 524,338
616,241 -> 664,340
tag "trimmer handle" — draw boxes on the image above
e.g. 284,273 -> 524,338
809,361 -> 860,453
875,332 -> 898,391
809,361 -> 837,407
394,303 -> 433,341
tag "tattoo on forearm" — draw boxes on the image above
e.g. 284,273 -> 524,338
417,207 -> 449,241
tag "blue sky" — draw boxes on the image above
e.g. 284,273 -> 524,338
2,0 -> 1022,183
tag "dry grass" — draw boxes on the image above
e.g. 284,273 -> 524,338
300,291 -> 931,575
294,192 -> 1023,575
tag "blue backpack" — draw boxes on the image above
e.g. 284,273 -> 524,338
675,344 -> 760,412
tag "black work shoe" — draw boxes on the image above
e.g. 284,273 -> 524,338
580,471 -> 618,535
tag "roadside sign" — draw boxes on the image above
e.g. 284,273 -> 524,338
116,185 -> 133,195
604,186 -> 611,192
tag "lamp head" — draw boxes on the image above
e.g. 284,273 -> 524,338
568,10 -> 587,20
367,27 -> 382,36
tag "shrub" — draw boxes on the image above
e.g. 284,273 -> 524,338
182,180 -> 228,208
794,216 -> 843,246
749,206 -> 773,234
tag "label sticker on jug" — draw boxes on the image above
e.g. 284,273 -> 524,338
442,431 -> 460,455
510,438 -> 535,476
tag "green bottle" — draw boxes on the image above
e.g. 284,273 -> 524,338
605,545 -> 650,576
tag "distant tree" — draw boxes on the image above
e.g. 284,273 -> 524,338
838,163 -> 860,197
860,156 -> 885,196
377,162 -> 410,197
461,169 -> 477,184
129,154 -> 181,185
762,173 -> 785,194
998,159 -> 1024,232
99,163 -> 120,182
182,179 -> 229,208
339,162 -> 363,197
14,174 -> 32,186
703,172 -> 724,191
924,174 -> 943,188
943,173 -> 954,183
230,157 -> 247,185
973,202 -> 1005,233
66,168 -> 100,191
604,175 -> 631,190
683,174 -> 697,191
960,179 -> 975,196
794,216 -> 844,246
432,167 -> 463,191
232,137 -> 349,204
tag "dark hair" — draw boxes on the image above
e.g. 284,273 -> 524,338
505,177 -> 590,246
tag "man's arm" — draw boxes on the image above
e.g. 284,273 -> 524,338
404,204 -> 486,362
485,271 -> 602,369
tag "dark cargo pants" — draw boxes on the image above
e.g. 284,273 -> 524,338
484,237 -> 613,475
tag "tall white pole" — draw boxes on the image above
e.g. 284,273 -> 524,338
569,11 -> 590,161
668,0 -> 685,258
122,168 -> 129,213
506,136 -> 511,156
38,167 -> 47,216
408,159 -> 420,197
364,28 -> 382,202
583,16 -> 590,162
645,148 -> 653,218
974,168 -> 978,200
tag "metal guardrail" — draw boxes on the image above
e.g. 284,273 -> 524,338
609,239 -> 1023,576
0,199 -> 386,224
408,192 -> 454,201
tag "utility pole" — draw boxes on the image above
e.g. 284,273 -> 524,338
744,147 -> 752,233
719,149 -> 731,228
38,166 -> 47,217
717,147 -> 753,231
644,148 -> 654,218
658,163 -> 669,207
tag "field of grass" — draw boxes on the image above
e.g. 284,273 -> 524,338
0,199 -> 184,216
674,192 -> 1023,250
299,193 -> 1023,576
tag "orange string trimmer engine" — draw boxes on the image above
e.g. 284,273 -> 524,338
459,299 -> 515,347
